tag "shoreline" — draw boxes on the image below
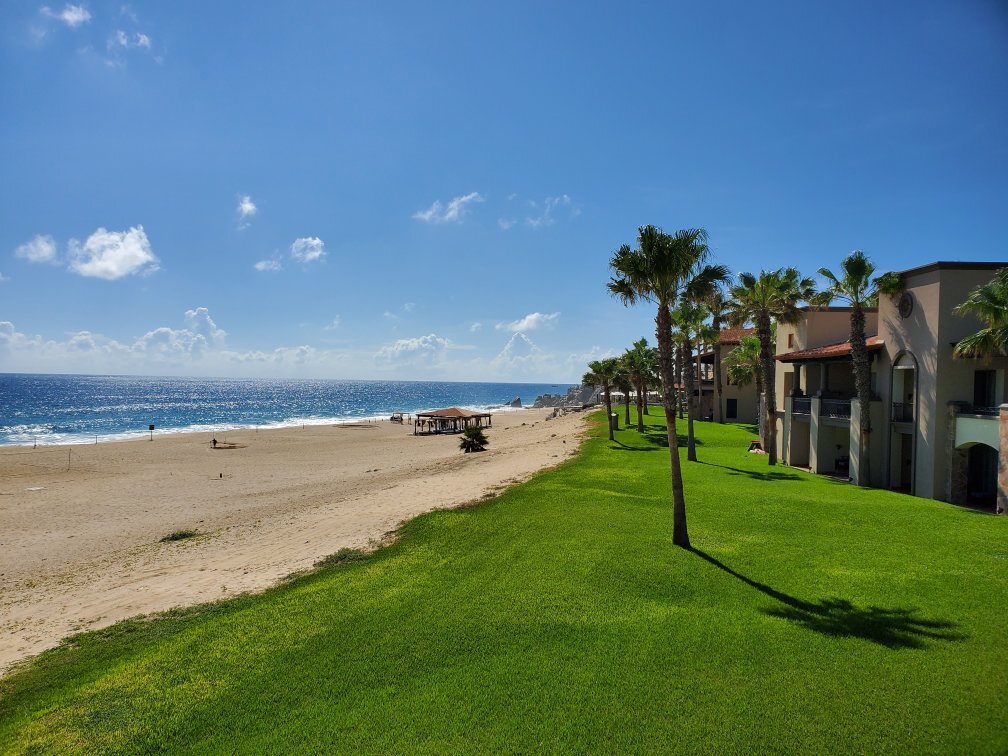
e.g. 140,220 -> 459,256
0,407 -> 587,676
0,406 -> 535,449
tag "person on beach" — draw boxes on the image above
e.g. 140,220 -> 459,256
212,437 -> 217,449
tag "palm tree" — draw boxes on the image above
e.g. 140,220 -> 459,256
459,424 -> 489,452
624,338 -> 655,431
953,267 -> 1008,361
614,357 -> 633,427
705,288 -> 731,423
672,300 -> 708,462
584,357 -> 619,441
728,268 -> 817,466
609,225 -> 720,548
818,250 -> 893,486
723,333 -> 764,436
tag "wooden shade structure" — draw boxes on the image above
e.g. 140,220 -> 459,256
414,407 -> 492,435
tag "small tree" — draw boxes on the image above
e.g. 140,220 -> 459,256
584,357 -> 619,441
459,425 -> 489,453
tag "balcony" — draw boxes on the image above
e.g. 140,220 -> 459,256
820,399 -> 851,419
964,405 -> 1000,417
792,397 -> 811,415
892,402 -> 914,423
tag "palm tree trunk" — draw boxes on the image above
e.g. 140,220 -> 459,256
603,383 -> 614,442
683,334 -> 698,462
675,344 -> 684,420
713,316 -> 724,423
850,306 -> 872,486
755,372 -> 764,447
635,380 -> 645,432
757,314 -> 778,465
624,392 -> 631,426
656,304 -> 690,548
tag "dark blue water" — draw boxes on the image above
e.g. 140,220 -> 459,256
0,374 -> 573,446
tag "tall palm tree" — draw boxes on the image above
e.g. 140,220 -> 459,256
705,288 -> 731,423
609,225 -> 719,548
624,338 -> 655,432
818,250 -> 892,486
584,357 -> 619,441
728,268 -> 817,466
672,300 -> 709,462
953,267 -> 1008,361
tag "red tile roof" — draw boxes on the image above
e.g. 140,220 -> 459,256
416,407 -> 491,418
776,336 -> 884,363
719,327 -> 755,345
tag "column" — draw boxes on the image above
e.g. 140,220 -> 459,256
781,395 -> 792,464
998,404 -> 1008,515
791,363 -> 803,397
946,402 -> 968,505
810,396 -> 832,474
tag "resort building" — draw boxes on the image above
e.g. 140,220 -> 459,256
774,261 -> 1008,513
700,328 -> 759,425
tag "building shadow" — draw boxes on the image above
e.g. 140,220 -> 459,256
689,548 -> 964,649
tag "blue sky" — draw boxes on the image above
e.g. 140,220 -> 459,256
1,1 -> 1006,381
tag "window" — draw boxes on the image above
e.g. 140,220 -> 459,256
787,333 -> 794,348
726,399 -> 738,419
974,370 -> 996,408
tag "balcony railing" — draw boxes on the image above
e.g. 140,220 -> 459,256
821,399 -> 852,419
892,402 -> 914,423
792,397 -> 811,415
965,405 -> 1000,417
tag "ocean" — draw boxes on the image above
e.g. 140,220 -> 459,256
0,374 -> 574,446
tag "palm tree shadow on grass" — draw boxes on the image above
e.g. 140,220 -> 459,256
698,460 -> 804,482
690,549 -> 965,649
611,422 -> 699,451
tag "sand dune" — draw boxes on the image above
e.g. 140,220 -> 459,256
0,408 -> 586,675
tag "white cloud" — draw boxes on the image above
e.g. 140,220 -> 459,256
237,194 -> 257,228
324,316 -> 341,330
498,218 -> 516,231
41,4 -> 91,28
0,273 -> 8,282
254,258 -> 282,272
374,333 -> 468,365
184,307 -> 226,344
495,311 -> 560,332
413,192 -> 483,224
15,234 -> 58,264
290,236 -> 325,263
110,29 -> 150,49
470,322 -> 482,332
526,194 -> 578,228
67,226 -> 159,280
402,302 -> 415,313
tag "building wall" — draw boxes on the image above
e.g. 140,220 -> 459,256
717,343 -> 759,425
877,264 -> 1008,500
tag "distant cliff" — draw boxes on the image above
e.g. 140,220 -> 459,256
532,384 -> 599,409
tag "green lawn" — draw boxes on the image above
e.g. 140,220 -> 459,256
2,411 -> 1007,753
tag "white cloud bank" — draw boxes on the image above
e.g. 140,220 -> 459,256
496,312 -> 560,332
41,3 -> 91,28
254,258 -> 282,272
526,194 -> 579,228
413,192 -> 483,224
67,225 -> 159,280
15,234 -> 58,263
290,236 -> 325,263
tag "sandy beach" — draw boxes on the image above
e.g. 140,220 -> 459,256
0,408 -> 586,675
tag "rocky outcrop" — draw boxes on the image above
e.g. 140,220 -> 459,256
532,385 -> 599,409
508,396 -> 522,408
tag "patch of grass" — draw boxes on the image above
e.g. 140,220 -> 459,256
2,410 -> 1007,752
158,529 -> 197,543
314,547 -> 370,569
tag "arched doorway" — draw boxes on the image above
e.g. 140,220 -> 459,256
966,443 -> 998,511
888,351 -> 918,493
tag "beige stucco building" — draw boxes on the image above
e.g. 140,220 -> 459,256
774,261 -> 1008,513
699,328 -> 760,425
